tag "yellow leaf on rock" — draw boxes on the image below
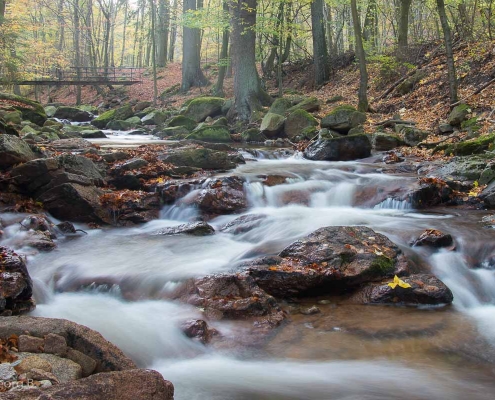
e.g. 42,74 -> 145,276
387,275 -> 412,289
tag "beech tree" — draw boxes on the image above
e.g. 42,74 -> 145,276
311,0 -> 329,86
229,0 -> 271,121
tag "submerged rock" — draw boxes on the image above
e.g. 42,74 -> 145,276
352,274 -> 454,306
221,214 -> 267,235
180,319 -> 218,344
154,222 -> 215,236
411,229 -> 455,249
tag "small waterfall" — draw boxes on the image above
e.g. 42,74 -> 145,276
161,204 -> 199,221
374,198 -> 412,210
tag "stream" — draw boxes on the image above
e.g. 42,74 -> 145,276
2,142 -> 495,399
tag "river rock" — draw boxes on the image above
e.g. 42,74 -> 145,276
80,130 -> 107,139
20,215 -> 57,238
18,353 -> 82,382
0,93 -> 47,126
0,134 -> 36,170
182,97 -> 225,122
178,273 -> 285,328
304,134 -> 372,161
269,98 -> 292,115
0,369 -> 174,400
18,335 -> 44,353
260,113 -> 285,138
245,226 -> 409,297
220,214 -> 267,235
167,115 -> 198,131
50,138 -> 93,151
0,118 -> 20,136
0,246 -> 35,315
106,120 -> 133,131
284,109 -> 318,140
15,355 -> 53,374
185,126 -> 232,142
372,132 -> 405,151
286,96 -> 321,113
153,222 -> 215,236
320,105 -> 366,134
44,333 -> 68,356
53,106 -> 92,122
411,229 -> 454,249
21,230 -> 56,251
162,148 -> 235,170
401,127 -> 429,146
447,104 -> 470,126
180,319 -> 217,344
352,274 -> 454,305
180,176 -> 247,217
66,348 -> 97,377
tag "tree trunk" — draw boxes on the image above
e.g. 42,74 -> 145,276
120,0 -> 128,66
311,0 -> 329,86
150,0 -> 158,105
213,1 -> 229,97
363,0 -> 378,47
398,0 -> 412,57
157,0 -> 170,67
229,0 -> 271,122
351,0 -> 369,112
436,0 -> 458,103
168,0 -> 178,62
74,0 -> 82,105
181,0 -> 208,91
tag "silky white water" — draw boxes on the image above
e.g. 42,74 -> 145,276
3,151 -> 494,399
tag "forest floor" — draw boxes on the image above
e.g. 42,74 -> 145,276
46,39 -> 495,142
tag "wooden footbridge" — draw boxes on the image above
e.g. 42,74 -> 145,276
3,67 -> 143,86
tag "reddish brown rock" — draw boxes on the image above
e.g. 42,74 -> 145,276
411,229 -> 455,249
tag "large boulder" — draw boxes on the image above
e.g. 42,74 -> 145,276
269,98 -> 292,115
0,246 -> 35,315
57,154 -> 104,183
245,226 -> 410,297
284,109 -> 318,140
0,92 -> 47,126
167,115 -> 197,131
241,128 -> 265,143
162,148 -> 235,170
38,183 -> 105,223
285,96 -> 321,114
106,120 -> 133,131
401,126 -> 429,146
372,132 -> 405,151
304,134 -> 371,161
91,109 -> 116,129
321,105 -> 366,134
0,118 -> 20,136
53,106 -> 92,122
185,126 -> 231,142
113,104 -> 134,121
0,134 -> 36,170
141,110 -> 169,126
481,182 -> 495,208
260,113 -> 285,138
182,97 -> 225,122
447,104 -> 470,126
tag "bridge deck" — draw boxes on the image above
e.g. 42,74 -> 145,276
3,67 -> 143,86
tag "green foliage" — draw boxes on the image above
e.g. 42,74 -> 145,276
368,55 -> 415,87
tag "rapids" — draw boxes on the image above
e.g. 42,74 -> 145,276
3,148 -> 495,399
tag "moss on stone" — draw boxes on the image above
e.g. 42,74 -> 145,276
370,255 -> 395,276
185,126 -> 232,142
92,109 -> 116,129
443,134 -> 495,156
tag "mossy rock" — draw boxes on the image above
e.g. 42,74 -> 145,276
369,255 -> 395,276
155,126 -> 190,139
185,126 -> 232,142
43,120 -> 63,129
0,92 -> 47,126
402,127 -> 429,147
326,95 -> 345,104
260,112 -> 286,138
142,110 -> 169,126
44,106 -> 57,118
163,148 -> 235,169
442,134 -> 495,156
241,128 -> 266,143
3,111 -> 22,125
321,105 -> 366,134
91,109 -> 116,129
396,70 -> 427,95
40,131 -> 60,141
80,130 -> 107,139
182,97 -> 225,122
168,115 -> 198,131
269,98 -> 292,116
0,134 -> 36,170
0,119 -> 19,136
125,116 -> 142,127
212,117 -> 228,127
447,104 -> 470,127
106,120 -> 133,131
284,109 -> 318,140
20,125 -> 39,136
372,132 -> 405,151
286,96 -> 321,114
114,104 -> 134,121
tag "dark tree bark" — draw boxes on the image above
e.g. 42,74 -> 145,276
181,0 -> 208,91
398,0 -> 412,57
213,1 -> 229,97
157,0 -> 170,67
363,0 -> 378,47
436,0 -> 458,103
351,0 -> 369,112
311,0 -> 329,86
229,0 -> 271,122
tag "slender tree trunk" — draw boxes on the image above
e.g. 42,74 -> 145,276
168,0 -> 178,61
311,0 -> 329,86
120,0 -> 128,66
213,1 -> 229,97
150,0 -> 158,105
351,0 -> 369,112
363,0 -> 378,48
398,0 -> 412,57
229,0 -> 271,121
181,0 -> 208,91
74,0 -> 82,105
436,0 -> 458,103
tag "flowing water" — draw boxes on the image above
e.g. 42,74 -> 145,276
2,149 -> 495,399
